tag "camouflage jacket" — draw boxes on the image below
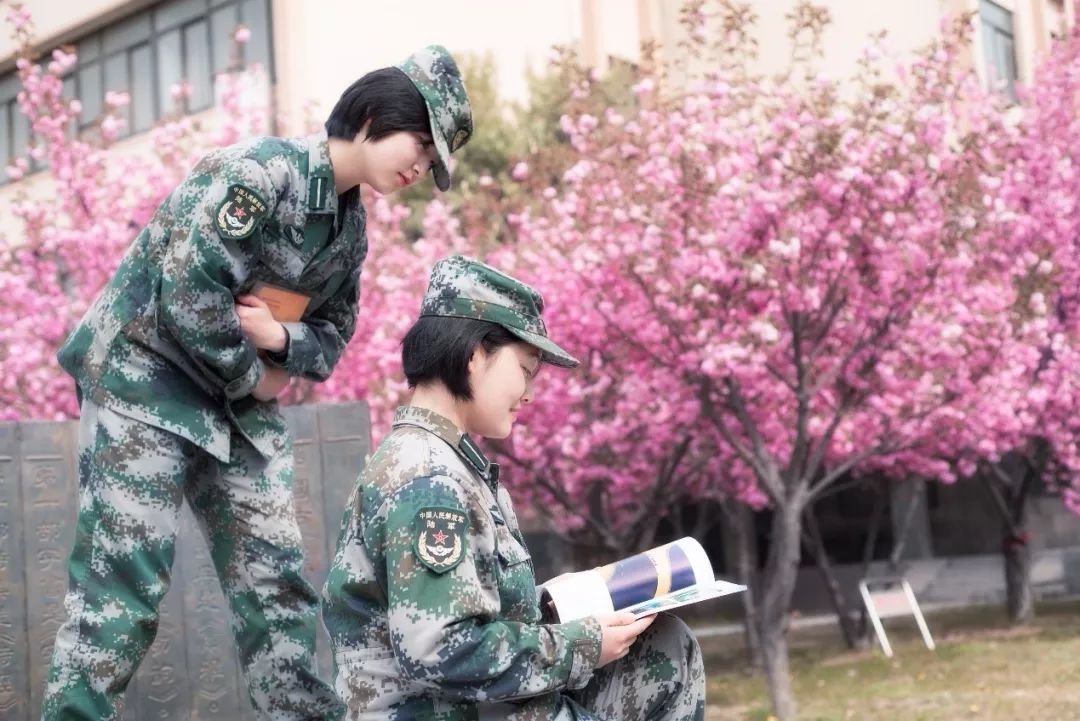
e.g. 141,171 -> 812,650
57,131 -> 366,462
322,406 -> 602,720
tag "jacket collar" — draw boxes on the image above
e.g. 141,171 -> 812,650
392,405 -> 499,485
303,129 -> 337,216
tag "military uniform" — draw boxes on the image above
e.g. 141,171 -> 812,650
322,257 -> 705,720
42,47 -> 473,721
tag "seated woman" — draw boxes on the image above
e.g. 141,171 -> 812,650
321,254 -> 705,720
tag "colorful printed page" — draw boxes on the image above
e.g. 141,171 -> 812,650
624,579 -> 747,617
597,537 -> 713,609
541,537 -> 744,622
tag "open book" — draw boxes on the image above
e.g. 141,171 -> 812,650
539,537 -> 745,622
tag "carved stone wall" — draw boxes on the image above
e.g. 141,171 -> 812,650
0,401 -> 370,721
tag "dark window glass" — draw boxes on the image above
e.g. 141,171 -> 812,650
184,20 -> 212,111
155,0 -> 209,30
78,64 -> 102,125
12,108 -> 30,160
103,53 -> 130,135
0,73 -> 20,102
103,12 -> 151,54
157,28 -> 183,115
61,75 -> 77,139
0,104 -> 10,164
103,53 -> 128,93
77,35 -> 100,63
241,0 -> 270,69
979,0 -> 1019,101
210,4 -> 240,73
0,0 -> 274,161
131,44 -> 155,131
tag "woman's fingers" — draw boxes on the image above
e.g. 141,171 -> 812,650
235,294 -> 268,308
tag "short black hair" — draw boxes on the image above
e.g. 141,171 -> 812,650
402,317 -> 521,400
325,67 -> 431,143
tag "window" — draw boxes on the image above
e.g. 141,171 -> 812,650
979,0 -> 1020,101
0,72 -> 30,178
0,0 -> 273,183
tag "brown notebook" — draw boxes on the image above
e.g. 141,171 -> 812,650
250,282 -> 312,323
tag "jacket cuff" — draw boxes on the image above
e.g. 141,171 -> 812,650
224,357 -> 264,400
263,327 -> 292,369
275,321 -> 313,374
559,617 -> 602,690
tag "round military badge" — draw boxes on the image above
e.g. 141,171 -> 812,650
215,183 -> 268,240
451,128 -> 470,153
414,506 -> 469,574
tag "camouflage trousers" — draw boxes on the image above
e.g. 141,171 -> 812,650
565,613 -> 705,721
472,614 -> 705,721
41,400 -> 342,721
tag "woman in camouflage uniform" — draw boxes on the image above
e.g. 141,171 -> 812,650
43,47 -> 472,721
322,255 -> 706,720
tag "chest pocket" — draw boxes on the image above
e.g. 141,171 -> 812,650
256,222 -> 313,280
493,515 -> 538,621
302,214 -> 334,256
281,223 -> 324,261
494,518 -> 531,567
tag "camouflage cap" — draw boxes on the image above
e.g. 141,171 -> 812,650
419,255 -> 579,368
395,45 -> 473,192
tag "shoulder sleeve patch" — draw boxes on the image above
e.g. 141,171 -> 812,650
413,506 -> 469,574
215,183 -> 269,240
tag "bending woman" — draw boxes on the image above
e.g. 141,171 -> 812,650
322,254 -> 706,720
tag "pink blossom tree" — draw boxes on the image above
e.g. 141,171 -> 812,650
0,4 -> 268,420
502,3 -> 1071,716
5,4 -> 1079,717
965,14 -> 1080,624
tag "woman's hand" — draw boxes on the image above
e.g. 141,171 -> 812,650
594,612 -> 656,668
235,295 -> 287,352
252,365 -> 290,401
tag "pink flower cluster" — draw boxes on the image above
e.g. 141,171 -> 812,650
3,4 -> 1077,546
0,14 -> 271,421
313,12 -> 1079,542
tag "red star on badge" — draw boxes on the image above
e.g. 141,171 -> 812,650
233,206 -> 246,218
432,530 -> 448,545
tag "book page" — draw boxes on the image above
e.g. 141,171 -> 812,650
623,580 -> 747,617
596,537 -> 714,610
540,537 -> 729,622
541,571 -> 613,622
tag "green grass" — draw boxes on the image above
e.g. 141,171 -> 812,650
700,599 -> 1080,720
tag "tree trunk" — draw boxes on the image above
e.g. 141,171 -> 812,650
725,501 -> 763,667
1004,534 -> 1034,625
854,486 -> 886,646
983,454 -> 1037,626
888,482 -> 924,570
804,506 -> 860,648
761,621 -> 795,721
760,503 -> 803,721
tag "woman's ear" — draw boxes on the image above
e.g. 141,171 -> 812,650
463,345 -> 489,400
467,346 -> 487,377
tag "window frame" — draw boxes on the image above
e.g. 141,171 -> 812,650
0,0 -> 274,184
979,0 -> 1021,101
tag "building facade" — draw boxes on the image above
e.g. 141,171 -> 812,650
1,0 -> 1073,200
0,0 -> 1076,566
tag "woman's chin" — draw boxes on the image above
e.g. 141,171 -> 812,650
487,420 -> 514,440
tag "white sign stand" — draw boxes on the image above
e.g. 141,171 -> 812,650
858,577 -> 936,658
